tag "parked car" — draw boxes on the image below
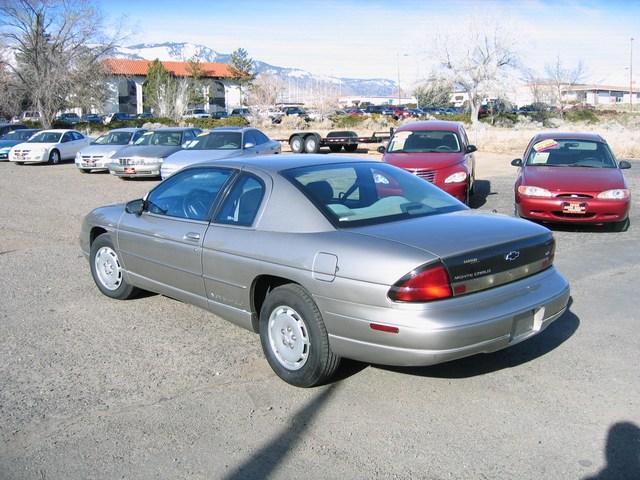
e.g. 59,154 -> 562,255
381,120 -> 477,204
512,132 -> 631,231
75,128 -> 147,173
161,127 -> 281,179
137,112 -> 154,119
364,105 -> 389,114
9,129 -> 89,164
0,123 -> 27,137
108,127 -> 201,178
17,111 -> 41,122
81,155 -> 570,387
104,112 -> 134,124
56,112 -> 81,125
230,108 -> 252,120
211,111 -> 229,119
183,109 -> 210,119
81,113 -> 104,124
0,128 -> 41,160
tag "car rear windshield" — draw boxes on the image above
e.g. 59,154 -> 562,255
526,139 -> 616,168
283,162 -> 466,227
92,131 -> 133,145
28,132 -> 62,143
387,130 -> 461,153
134,131 -> 183,146
186,132 -> 242,150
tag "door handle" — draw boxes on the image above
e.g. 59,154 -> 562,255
183,232 -> 201,241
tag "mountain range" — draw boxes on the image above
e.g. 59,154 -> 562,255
113,42 -> 398,98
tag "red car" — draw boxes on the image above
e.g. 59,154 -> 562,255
381,120 -> 477,203
512,132 -> 631,231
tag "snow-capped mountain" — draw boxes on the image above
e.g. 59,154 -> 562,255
113,42 -> 397,97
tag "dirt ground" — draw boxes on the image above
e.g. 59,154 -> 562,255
0,150 -> 638,479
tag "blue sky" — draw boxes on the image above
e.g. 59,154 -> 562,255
100,0 -> 639,86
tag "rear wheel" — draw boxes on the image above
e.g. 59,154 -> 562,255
304,135 -> 320,153
290,135 -> 304,153
259,284 -> 340,387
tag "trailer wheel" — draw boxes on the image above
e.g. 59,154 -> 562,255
290,135 -> 304,153
304,134 -> 320,154
344,144 -> 358,152
329,145 -> 342,153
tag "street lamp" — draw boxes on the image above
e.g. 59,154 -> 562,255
397,53 -> 409,105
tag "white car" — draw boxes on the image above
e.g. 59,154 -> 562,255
9,129 -> 90,164
75,128 -> 147,173
182,109 -> 210,119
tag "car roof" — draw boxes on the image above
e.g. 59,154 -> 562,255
209,127 -> 251,132
395,120 -> 461,133
39,129 -> 78,133
185,154 -> 371,174
150,127 -> 197,132
109,127 -> 145,133
531,131 -> 605,143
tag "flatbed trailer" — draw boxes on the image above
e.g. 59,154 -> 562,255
278,129 -> 393,154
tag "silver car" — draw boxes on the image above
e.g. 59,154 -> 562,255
81,155 -> 570,387
161,127 -> 281,179
75,128 -> 147,173
108,127 -> 201,178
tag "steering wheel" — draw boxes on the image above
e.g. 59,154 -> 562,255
435,145 -> 452,152
181,189 -> 211,219
575,157 -> 602,167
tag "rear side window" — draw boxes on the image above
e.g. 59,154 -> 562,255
215,175 -> 265,226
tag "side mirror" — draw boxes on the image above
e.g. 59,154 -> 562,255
244,142 -> 255,149
125,198 -> 145,215
466,145 -> 477,153
619,160 -> 631,169
377,145 -> 386,154
511,158 -> 523,167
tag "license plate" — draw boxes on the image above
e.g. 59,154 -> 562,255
562,202 -> 586,214
124,167 -> 136,174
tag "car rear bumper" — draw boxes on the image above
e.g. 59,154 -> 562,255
517,195 -> 630,223
318,267 -> 570,366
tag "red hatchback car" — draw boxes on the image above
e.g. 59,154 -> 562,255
381,121 -> 477,203
512,132 -> 631,231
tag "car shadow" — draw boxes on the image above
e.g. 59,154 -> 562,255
469,179 -> 493,209
540,222 -> 620,234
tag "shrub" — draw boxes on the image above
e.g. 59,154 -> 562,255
565,109 -> 599,124
332,115 -> 366,128
434,113 -> 471,124
480,112 -> 518,127
188,116 -> 250,129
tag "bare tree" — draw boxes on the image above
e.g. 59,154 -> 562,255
413,78 -> 453,108
247,72 -> 284,110
545,56 -> 586,117
0,0 -> 124,127
434,21 -> 518,124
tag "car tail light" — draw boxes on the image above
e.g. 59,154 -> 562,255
388,263 -> 452,302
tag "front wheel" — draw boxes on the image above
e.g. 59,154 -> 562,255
259,284 -> 340,387
48,149 -> 60,164
90,234 -> 139,300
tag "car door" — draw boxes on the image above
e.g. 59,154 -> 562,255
116,167 -> 236,307
201,172 -> 268,329
71,131 -> 88,156
58,132 -> 75,159
252,130 -> 279,155
242,130 -> 260,156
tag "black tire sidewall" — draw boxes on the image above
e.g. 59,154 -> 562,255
259,284 -> 336,387
90,234 -> 135,300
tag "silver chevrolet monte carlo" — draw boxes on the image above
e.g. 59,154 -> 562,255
80,155 -> 570,387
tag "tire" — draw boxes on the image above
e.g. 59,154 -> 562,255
609,218 -> 630,232
79,168 -> 89,174
304,135 -> 320,154
90,233 -> 139,300
329,145 -> 342,153
464,181 -> 471,206
259,284 -> 340,387
48,149 -> 60,164
15,161 -> 24,165
344,144 -> 358,152
290,135 -> 304,153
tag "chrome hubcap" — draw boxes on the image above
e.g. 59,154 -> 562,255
267,305 -> 310,370
94,246 -> 122,291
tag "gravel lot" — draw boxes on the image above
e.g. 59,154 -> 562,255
0,151 -> 638,480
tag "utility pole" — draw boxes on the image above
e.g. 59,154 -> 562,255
397,52 -> 401,106
630,37 -> 634,112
